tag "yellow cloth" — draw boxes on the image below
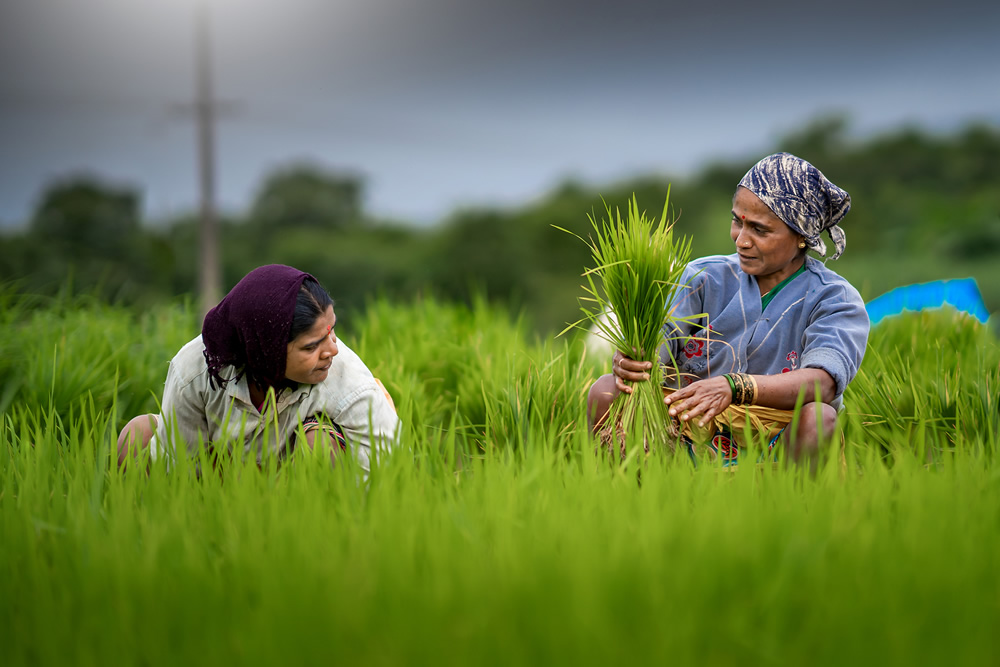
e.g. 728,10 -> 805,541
662,387 -> 794,448
660,388 -> 846,473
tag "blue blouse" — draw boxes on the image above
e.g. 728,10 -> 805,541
660,254 -> 870,408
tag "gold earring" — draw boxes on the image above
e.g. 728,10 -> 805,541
798,241 -> 806,248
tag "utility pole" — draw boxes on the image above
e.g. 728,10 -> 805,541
195,0 -> 221,322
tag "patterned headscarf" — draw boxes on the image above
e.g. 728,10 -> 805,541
201,264 -> 313,390
738,152 -> 851,260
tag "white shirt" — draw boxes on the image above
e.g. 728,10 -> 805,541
150,335 -> 399,472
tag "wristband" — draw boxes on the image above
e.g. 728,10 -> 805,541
724,373 -> 737,401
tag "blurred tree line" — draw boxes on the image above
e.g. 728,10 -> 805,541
1,116 -> 998,335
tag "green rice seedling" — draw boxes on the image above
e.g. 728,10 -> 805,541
351,292 -> 601,458
0,289 -> 196,423
479,339 -> 597,455
4,401 -> 1000,666
557,190 -> 697,460
843,308 -> 999,459
4,293 -> 1000,666
352,293 -> 535,454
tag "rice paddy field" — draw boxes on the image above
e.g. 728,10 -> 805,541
1,288 -> 998,666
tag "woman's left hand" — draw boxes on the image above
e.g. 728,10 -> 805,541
663,376 -> 732,428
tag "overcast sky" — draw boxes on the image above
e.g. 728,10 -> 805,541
1,0 -> 997,228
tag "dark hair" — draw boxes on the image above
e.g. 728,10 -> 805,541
288,278 -> 334,342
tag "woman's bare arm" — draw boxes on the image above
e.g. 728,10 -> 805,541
664,368 -> 835,427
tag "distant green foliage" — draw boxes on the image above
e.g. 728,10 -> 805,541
248,163 -> 364,232
1,117 -> 998,333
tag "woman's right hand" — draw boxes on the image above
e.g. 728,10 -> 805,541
612,350 -> 654,394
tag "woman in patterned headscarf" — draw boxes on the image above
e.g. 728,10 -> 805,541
587,153 -> 869,470
117,264 -> 399,473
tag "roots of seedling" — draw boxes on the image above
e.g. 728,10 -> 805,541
596,378 -> 680,462
597,414 -> 681,461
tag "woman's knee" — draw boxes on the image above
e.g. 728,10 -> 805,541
587,374 -> 618,429
793,402 -> 838,449
117,414 -> 157,467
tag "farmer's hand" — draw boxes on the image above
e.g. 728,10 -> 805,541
612,350 -> 653,394
663,376 -> 732,428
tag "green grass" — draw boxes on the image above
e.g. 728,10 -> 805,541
2,293 -> 999,666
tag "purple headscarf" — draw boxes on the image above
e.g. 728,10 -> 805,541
738,152 -> 851,260
201,264 -> 313,390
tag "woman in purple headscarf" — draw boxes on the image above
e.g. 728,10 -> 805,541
117,264 -> 399,472
587,153 -> 870,470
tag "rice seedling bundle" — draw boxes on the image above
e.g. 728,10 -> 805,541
559,190 -> 695,460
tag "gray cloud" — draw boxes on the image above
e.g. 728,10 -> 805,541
1,0 -> 998,226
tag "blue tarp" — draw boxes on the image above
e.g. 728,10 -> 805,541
865,278 -> 991,327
